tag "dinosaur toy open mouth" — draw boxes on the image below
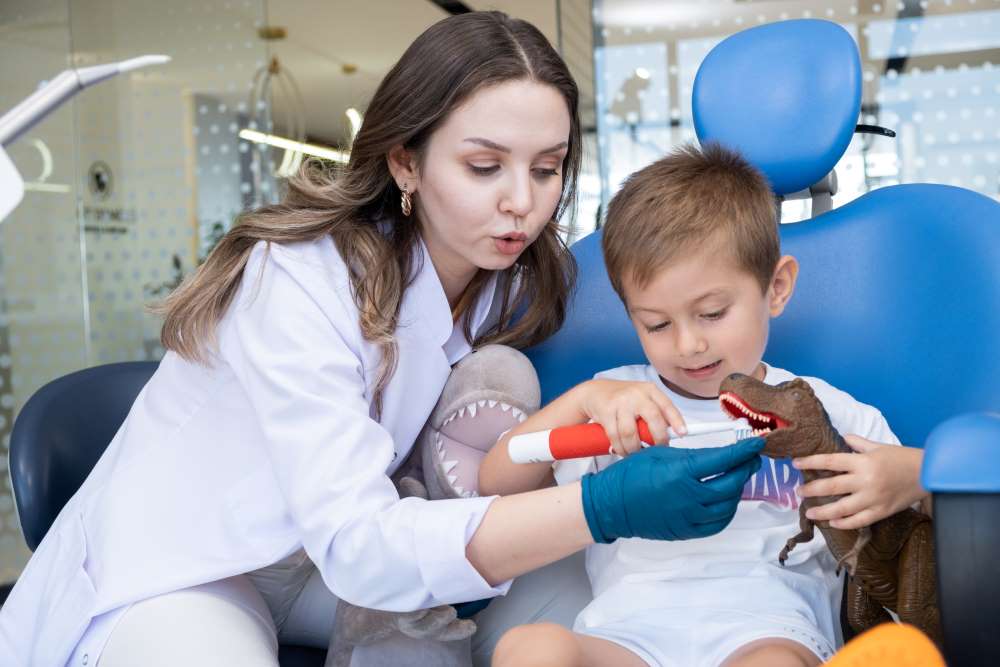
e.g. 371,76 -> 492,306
719,391 -> 792,436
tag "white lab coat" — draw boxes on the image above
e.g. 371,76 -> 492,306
0,235 -> 513,666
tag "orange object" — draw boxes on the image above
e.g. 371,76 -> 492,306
823,623 -> 945,667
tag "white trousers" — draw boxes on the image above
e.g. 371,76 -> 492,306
98,562 -> 335,667
97,551 -> 591,666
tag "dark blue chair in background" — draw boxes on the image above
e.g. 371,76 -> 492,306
526,19 -> 1000,665
6,361 -> 328,666
9,362 -> 158,552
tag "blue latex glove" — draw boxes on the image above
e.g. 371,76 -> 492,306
581,437 -> 765,543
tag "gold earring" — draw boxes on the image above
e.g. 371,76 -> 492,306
400,184 -> 412,217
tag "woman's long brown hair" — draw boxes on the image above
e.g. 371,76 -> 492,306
155,11 -> 580,416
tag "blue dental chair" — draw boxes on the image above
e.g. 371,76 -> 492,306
525,18 -> 1000,665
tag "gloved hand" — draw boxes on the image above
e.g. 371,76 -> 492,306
581,437 -> 765,543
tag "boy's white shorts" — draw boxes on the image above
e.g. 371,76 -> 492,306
573,578 -> 838,667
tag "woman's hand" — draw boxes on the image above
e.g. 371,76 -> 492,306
581,437 -> 765,543
580,379 -> 687,457
793,435 -> 929,530
470,438 -> 765,584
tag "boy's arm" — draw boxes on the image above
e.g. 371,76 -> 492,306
479,376 -> 687,496
479,381 -> 595,496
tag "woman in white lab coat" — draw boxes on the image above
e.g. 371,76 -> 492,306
0,11 -> 763,667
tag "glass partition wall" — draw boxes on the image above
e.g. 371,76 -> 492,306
591,0 -> 1000,223
0,0 -> 272,580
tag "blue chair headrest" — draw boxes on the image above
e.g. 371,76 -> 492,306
693,19 -> 861,195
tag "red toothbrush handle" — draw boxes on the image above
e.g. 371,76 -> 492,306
548,418 -> 656,459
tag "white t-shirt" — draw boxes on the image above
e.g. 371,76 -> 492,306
554,363 -> 899,618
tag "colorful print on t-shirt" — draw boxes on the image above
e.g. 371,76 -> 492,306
740,455 -> 802,509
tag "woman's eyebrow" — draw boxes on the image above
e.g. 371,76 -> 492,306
536,141 -> 568,155
464,137 -> 511,152
463,137 -> 568,155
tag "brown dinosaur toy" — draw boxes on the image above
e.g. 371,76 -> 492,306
717,372 -> 941,646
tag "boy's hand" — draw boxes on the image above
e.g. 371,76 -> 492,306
581,379 -> 687,457
793,435 -> 929,529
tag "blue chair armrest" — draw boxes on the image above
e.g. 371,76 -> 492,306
921,412 -> 1000,663
922,412 -> 1000,493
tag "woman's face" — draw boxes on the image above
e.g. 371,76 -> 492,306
400,79 -> 571,297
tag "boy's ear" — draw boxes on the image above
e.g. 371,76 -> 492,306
386,145 -> 419,193
768,255 -> 798,317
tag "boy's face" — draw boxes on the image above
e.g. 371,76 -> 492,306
623,245 -> 798,399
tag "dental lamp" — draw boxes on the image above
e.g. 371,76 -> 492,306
0,55 -> 171,223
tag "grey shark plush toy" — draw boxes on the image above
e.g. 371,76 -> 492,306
324,345 -> 540,667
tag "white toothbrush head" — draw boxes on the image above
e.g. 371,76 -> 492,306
731,418 -> 755,440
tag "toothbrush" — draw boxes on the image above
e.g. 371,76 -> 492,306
508,418 -> 754,463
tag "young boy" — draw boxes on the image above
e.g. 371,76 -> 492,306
479,143 -> 928,667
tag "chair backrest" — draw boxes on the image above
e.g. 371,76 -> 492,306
525,19 -> 1000,448
765,184 -> 1000,446
9,361 -> 158,550
692,18 -> 861,197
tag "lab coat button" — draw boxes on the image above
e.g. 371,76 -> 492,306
82,655 -> 89,665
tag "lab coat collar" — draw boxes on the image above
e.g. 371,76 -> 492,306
398,235 -> 501,348
470,270 -> 500,331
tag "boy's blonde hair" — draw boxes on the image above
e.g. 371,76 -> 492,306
602,142 -> 779,302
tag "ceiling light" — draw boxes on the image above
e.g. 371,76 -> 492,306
345,108 -> 362,141
238,129 -> 349,163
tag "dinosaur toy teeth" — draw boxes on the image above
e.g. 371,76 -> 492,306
719,391 -> 790,436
